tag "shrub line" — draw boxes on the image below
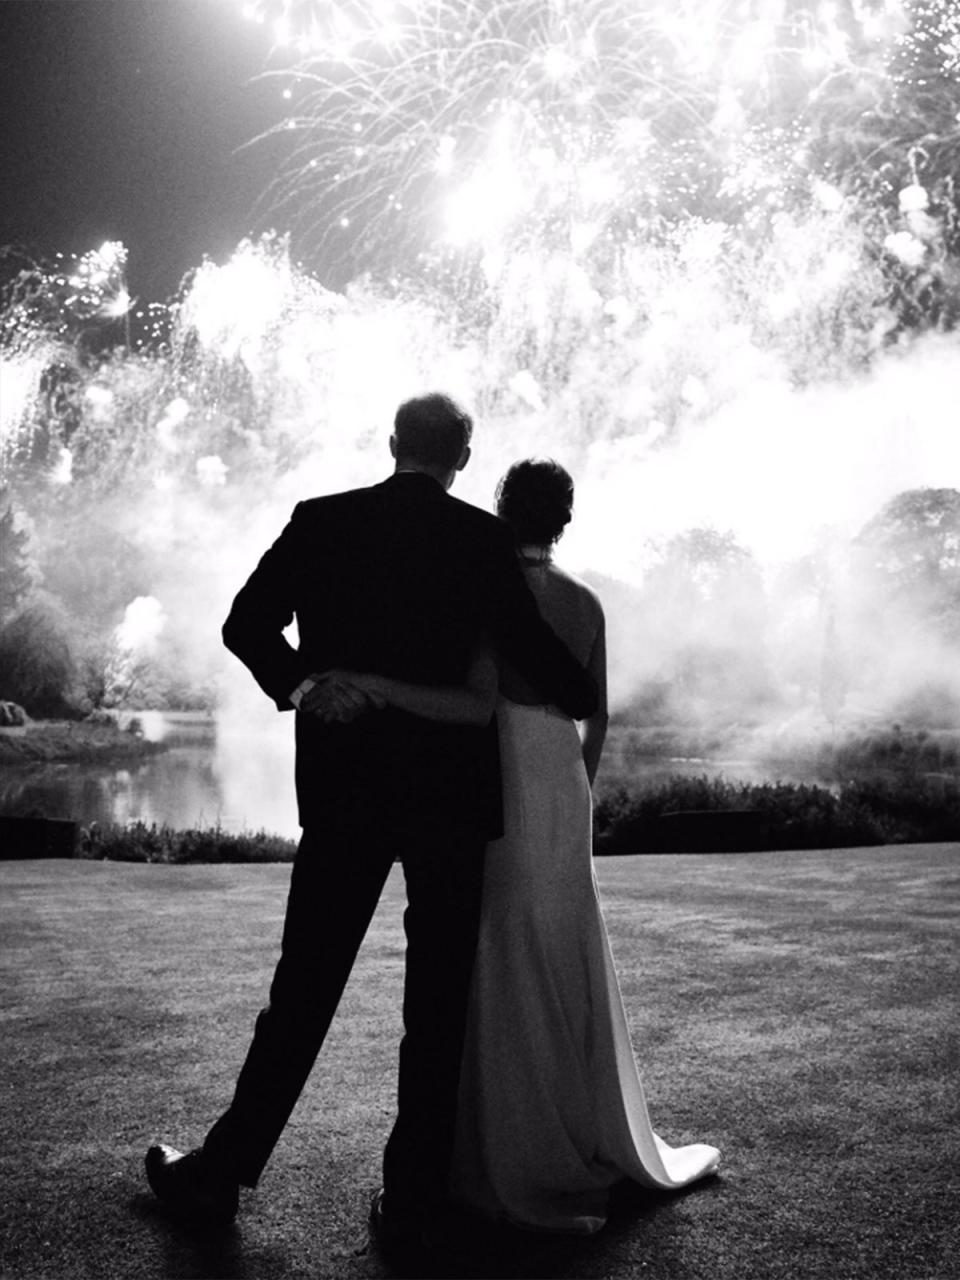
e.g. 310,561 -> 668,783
35,770 -> 960,862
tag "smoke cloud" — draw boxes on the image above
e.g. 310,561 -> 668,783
6,228 -> 960,751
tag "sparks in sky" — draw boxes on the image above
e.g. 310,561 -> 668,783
1,240 -> 133,349
238,0 -> 911,268
61,240 -> 132,320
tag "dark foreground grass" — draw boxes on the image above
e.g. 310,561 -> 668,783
1,847 -> 958,1280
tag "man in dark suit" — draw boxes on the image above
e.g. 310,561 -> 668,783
145,393 -> 596,1254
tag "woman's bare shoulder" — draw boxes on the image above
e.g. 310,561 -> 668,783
514,561 -> 604,671
547,564 -> 605,620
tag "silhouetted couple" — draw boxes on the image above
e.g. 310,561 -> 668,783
145,393 -> 718,1266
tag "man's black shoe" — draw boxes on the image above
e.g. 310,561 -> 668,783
369,1187 -> 438,1273
144,1143 -> 239,1226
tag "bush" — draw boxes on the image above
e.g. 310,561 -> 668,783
65,779 -> 960,863
0,598 -> 77,717
78,821 -> 297,864
594,773 -> 960,854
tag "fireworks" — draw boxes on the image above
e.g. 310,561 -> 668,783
42,240 -> 132,326
0,241 -> 133,352
240,0 -> 907,270
67,241 -> 131,318
177,236 -> 296,365
0,350 -> 49,450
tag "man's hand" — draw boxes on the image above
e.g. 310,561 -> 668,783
300,671 -> 388,723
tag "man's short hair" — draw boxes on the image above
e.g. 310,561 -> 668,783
393,393 -> 473,471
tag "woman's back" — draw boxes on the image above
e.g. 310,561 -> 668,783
499,561 -> 603,706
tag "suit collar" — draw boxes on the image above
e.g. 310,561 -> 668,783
379,471 -> 449,499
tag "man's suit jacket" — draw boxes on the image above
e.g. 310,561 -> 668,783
222,471 -> 598,837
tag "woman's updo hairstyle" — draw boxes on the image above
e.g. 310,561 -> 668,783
495,458 -> 574,546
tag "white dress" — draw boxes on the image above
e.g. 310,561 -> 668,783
449,697 -> 721,1234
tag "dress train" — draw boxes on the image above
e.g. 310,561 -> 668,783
450,700 -> 720,1233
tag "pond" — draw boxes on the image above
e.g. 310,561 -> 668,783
0,711 -> 300,838
0,713 -> 834,839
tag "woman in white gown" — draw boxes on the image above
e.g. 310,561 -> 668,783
332,459 -> 719,1235
448,459 -> 719,1233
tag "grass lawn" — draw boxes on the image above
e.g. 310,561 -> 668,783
1,847 -> 958,1280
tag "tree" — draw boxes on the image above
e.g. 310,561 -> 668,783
0,597 -> 75,716
857,487 -> 960,584
647,527 -> 765,616
855,486 -> 960,642
638,528 -> 772,720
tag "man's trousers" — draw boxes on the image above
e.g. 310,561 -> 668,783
202,816 -> 487,1216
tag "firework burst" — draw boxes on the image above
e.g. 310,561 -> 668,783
0,241 -> 133,346
242,0 -> 903,272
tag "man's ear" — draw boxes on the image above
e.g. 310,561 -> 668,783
389,434 -> 397,459
456,444 -> 471,472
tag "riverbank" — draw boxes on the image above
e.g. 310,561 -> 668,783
0,718 -> 167,765
4,768 -> 949,862
6,716 -> 960,855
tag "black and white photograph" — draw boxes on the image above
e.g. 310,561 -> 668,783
0,2 -> 957,1278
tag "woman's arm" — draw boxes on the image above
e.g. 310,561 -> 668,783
322,641 -> 498,727
580,612 -> 609,787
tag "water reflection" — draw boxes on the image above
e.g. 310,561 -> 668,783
0,712 -> 833,839
0,712 -> 300,838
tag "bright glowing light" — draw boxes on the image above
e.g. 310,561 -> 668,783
102,286 -> 132,319
6,3 -> 960,748
84,384 -> 115,422
9,239 -> 133,333
241,0 -> 902,269
5,205 -> 960,734
578,160 -> 619,208
71,241 -> 130,316
434,134 -> 456,175
155,397 -> 192,452
507,368 -> 545,411
541,45 -> 579,81
0,361 -> 36,459
898,183 -> 929,213
0,352 -> 39,431
812,179 -> 845,212
196,455 -> 229,486
50,446 -> 73,486
884,230 -> 926,268
115,596 -> 166,654
445,165 -> 525,247
727,21 -> 770,83
178,238 -> 293,368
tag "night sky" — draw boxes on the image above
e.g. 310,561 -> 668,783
0,0 -> 292,303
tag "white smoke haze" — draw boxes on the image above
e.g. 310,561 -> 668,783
114,596 -> 166,654
5,218 -> 960,752
567,334 -> 960,575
